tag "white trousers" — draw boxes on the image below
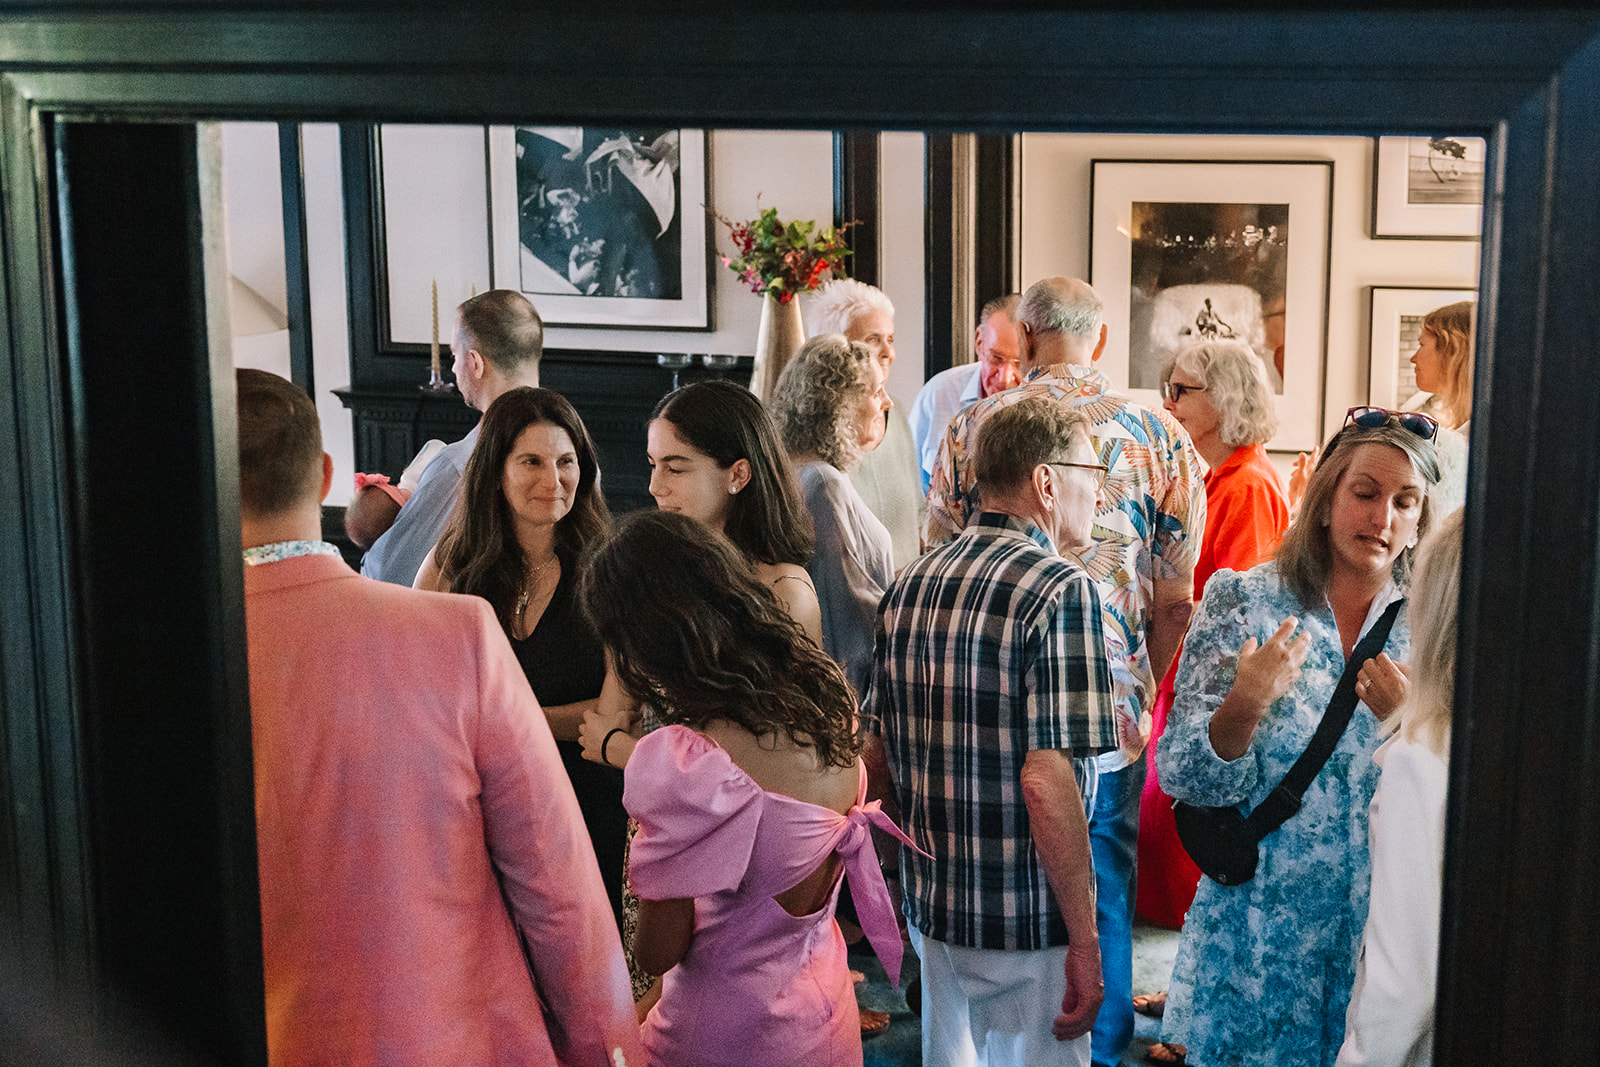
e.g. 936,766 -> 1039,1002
910,927 -> 1092,1067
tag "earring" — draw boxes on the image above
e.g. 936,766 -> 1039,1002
729,484 -> 741,494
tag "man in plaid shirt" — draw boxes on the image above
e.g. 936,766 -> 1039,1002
867,397 -> 1119,1067
925,277 -> 1204,1067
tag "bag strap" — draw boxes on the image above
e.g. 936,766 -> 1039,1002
1243,598 -> 1404,841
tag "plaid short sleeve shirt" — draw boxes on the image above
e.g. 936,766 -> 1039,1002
924,364 -> 1206,762
865,512 -> 1118,951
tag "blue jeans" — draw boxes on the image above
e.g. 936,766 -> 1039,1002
1089,758 -> 1146,1066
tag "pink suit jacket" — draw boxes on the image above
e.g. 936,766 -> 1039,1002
245,553 -> 643,1066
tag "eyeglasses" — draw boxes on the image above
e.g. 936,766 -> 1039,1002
1046,460 -> 1110,490
1162,381 -> 1207,402
1343,406 -> 1439,442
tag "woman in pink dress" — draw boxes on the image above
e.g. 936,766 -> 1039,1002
581,510 -> 914,1067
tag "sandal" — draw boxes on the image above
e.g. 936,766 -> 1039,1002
1133,991 -> 1168,1018
1146,1041 -> 1188,1065
860,1008 -> 891,1037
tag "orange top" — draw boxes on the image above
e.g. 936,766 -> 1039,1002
1194,443 -> 1290,601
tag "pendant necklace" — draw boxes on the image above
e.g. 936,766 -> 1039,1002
513,555 -> 560,634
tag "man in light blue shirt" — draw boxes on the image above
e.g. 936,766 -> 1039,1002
907,293 -> 1022,491
361,289 -> 544,586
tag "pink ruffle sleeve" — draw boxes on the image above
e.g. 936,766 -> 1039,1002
624,725 -> 764,900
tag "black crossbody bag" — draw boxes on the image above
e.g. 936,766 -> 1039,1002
1173,599 -> 1403,887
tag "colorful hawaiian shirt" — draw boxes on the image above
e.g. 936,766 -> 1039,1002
924,363 -> 1206,763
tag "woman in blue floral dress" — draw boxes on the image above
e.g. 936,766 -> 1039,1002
1152,413 -> 1441,1067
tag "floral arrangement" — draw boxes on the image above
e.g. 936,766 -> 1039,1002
713,206 -> 852,304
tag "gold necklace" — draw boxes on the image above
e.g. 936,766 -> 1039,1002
513,555 -> 560,630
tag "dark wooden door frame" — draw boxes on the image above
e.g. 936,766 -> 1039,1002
4,7 -> 1600,1062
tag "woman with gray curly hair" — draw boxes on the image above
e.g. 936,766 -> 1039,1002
769,333 -> 894,697
1137,340 -> 1292,941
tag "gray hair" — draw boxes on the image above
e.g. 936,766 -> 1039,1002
809,278 -> 894,337
973,397 -> 1092,499
770,334 -> 876,471
1163,341 -> 1279,448
1017,278 -> 1103,339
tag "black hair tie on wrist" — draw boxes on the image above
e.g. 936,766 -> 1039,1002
600,727 -> 627,768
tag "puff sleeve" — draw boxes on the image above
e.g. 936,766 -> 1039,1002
624,725 -> 764,900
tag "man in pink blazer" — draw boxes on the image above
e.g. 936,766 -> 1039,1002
236,369 -> 642,1066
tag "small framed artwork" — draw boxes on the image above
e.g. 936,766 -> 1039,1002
487,125 -> 712,328
1367,286 -> 1476,414
1088,158 -> 1334,452
1371,135 -> 1487,240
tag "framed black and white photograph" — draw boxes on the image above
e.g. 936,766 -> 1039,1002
1089,159 -> 1333,452
488,126 -> 711,328
1367,286 -> 1476,413
1372,135 -> 1487,240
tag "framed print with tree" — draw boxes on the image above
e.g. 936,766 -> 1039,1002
1371,135 -> 1486,240
1367,286 -> 1476,416
1088,159 -> 1333,452
488,125 -> 711,328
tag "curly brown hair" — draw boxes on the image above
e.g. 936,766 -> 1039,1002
769,333 -> 877,471
580,510 -> 862,769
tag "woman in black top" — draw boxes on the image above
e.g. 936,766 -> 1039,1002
415,387 -> 626,932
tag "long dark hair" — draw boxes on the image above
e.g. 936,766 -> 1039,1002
651,380 -> 814,566
580,510 -> 861,769
436,386 -> 610,631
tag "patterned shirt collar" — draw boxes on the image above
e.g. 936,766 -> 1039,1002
242,540 -> 343,567
1024,362 -> 1111,393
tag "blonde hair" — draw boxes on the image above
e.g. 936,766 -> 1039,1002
1276,422 -> 1439,606
1391,506 -> 1465,754
1421,301 -> 1475,428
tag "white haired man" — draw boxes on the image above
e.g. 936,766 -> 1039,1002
926,276 -> 1206,1067
809,278 -> 924,567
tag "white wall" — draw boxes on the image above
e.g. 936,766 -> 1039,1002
1019,132 -> 1481,459
302,124 -> 357,506
878,132 -> 927,410
219,123 -> 291,379
218,122 -> 357,504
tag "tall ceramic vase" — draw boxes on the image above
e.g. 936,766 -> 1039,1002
747,292 -> 806,401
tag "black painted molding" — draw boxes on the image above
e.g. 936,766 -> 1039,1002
834,130 -> 879,288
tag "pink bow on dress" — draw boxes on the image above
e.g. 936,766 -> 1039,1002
836,799 -> 930,990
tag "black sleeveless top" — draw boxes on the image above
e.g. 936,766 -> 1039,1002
508,557 -> 627,932
509,559 -> 606,706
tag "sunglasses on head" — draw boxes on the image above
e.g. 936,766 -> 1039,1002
1343,406 -> 1439,442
